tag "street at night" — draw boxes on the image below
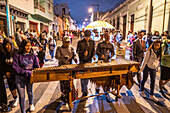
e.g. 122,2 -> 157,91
0,0 -> 170,113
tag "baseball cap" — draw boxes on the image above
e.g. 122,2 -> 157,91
63,36 -> 70,42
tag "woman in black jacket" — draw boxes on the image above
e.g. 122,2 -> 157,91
0,39 -> 10,112
3,38 -> 19,107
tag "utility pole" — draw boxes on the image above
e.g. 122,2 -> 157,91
90,4 -> 99,20
147,0 -> 152,33
6,0 -> 11,36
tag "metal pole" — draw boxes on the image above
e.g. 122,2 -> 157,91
162,0 -> 166,33
97,4 -> 99,20
6,0 -> 11,36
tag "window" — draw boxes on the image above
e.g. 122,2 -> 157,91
113,19 -> 115,27
131,14 -> 134,32
48,3 -> 52,13
117,17 -> 119,30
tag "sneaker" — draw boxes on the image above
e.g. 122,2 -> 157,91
13,97 -> 19,107
30,104 -> 35,112
149,95 -> 158,102
140,91 -> 146,98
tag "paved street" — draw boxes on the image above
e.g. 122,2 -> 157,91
5,38 -> 170,113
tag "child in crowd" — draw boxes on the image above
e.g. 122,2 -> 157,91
37,45 -> 45,68
13,39 -> 39,113
48,37 -> 56,61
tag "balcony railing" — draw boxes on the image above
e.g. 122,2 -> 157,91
34,2 -> 45,13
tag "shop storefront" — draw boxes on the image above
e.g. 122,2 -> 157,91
29,21 -> 38,31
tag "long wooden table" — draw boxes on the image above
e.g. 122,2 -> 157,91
30,58 -> 140,110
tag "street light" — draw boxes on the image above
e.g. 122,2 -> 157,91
83,22 -> 86,25
88,8 -> 93,13
85,18 -> 88,21
88,8 -> 93,22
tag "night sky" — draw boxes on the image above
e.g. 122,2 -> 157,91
53,0 -> 121,24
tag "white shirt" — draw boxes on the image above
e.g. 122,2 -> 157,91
140,49 -> 160,71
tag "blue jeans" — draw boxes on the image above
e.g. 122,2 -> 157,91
141,65 -> 156,95
49,50 -> 55,59
80,60 -> 90,93
16,75 -> 33,113
81,79 -> 88,93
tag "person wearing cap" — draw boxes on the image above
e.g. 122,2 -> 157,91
55,36 -> 78,105
76,30 -> 96,97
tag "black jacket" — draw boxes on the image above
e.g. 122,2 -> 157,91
3,38 -> 18,75
76,38 -> 95,63
96,41 -> 115,60
0,43 -> 5,74
37,51 -> 45,63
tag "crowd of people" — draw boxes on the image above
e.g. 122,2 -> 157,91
127,30 -> 170,101
0,28 -> 169,113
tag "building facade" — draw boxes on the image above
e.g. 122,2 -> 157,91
53,2 -> 77,35
28,0 -> 53,34
0,0 -> 34,35
100,0 -> 170,40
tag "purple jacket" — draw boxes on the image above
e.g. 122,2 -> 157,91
13,53 -> 39,77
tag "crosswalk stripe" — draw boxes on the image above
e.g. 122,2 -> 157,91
11,83 -> 40,113
42,83 -> 61,112
134,72 -> 170,112
121,85 -> 151,113
144,76 -> 170,110
132,76 -> 158,112
108,89 -> 131,113
140,72 -> 170,109
34,81 -> 59,112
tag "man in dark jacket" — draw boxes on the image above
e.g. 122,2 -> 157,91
55,36 -> 78,105
76,30 -> 96,96
96,33 -> 115,61
96,33 -> 115,92
132,31 -> 146,84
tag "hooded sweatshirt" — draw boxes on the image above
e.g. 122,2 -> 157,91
13,49 -> 39,78
3,38 -> 18,75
